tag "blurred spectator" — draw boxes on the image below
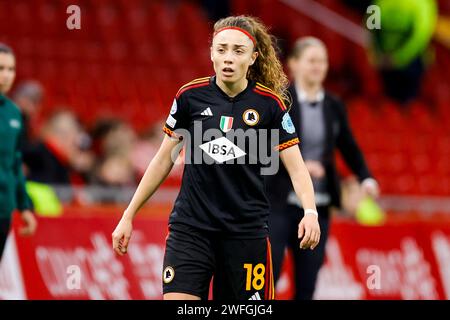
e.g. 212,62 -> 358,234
369,0 -> 437,103
90,118 -> 140,188
130,119 -> 184,184
130,119 -> 165,177
91,118 -> 137,159
12,80 -> 44,143
88,154 -> 137,203
94,154 -> 135,187
266,37 -> 379,300
23,110 -> 95,185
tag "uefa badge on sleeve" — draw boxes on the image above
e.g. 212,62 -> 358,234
282,113 -> 295,134
170,99 -> 177,115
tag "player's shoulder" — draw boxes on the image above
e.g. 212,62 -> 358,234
253,82 -> 287,112
1,95 -> 22,117
176,76 -> 212,99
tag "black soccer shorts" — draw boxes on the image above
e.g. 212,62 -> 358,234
162,223 -> 275,300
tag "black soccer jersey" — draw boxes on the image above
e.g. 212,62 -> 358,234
163,76 -> 299,238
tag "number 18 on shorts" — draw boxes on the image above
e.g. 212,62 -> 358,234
162,224 -> 275,300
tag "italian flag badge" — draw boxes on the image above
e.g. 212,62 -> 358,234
220,116 -> 234,133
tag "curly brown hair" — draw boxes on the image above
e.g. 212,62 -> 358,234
213,15 -> 291,107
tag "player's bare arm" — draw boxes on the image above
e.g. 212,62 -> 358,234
280,145 -> 320,250
112,135 -> 182,256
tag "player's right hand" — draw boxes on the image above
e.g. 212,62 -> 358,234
112,217 -> 133,256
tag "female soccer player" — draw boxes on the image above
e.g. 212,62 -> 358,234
112,16 -> 320,300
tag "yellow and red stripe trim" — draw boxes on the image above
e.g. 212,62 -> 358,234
176,76 -> 211,98
265,237 -> 275,300
254,83 -> 287,111
162,125 -> 183,140
275,137 -> 300,151
162,125 -> 174,136
179,76 -> 210,89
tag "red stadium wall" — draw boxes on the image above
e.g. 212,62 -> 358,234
1,210 -> 449,300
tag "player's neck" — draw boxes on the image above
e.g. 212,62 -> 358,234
216,77 -> 248,98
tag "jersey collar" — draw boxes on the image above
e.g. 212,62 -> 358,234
211,75 -> 255,101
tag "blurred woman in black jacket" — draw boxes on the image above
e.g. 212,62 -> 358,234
266,37 -> 380,300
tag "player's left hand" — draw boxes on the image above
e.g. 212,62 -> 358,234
298,214 -> 320,250
19,210 -> 38,237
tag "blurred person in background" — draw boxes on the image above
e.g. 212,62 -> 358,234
94,154 -> 135,187
266,37 -> 379,300
90,118 -> 139,185
369,0 -> 437,104
0,43 -> 37,262
88,118 -> 140,203
130,119 -> 184,183
91,118 -> 137,160
89,153 -> 137,204
130,119 -> 165,177
12,79 -> 44,150
23,109 -> 95,186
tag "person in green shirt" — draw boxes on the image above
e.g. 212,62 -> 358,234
370,0 -> 437,103
0,43 -> 37,262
